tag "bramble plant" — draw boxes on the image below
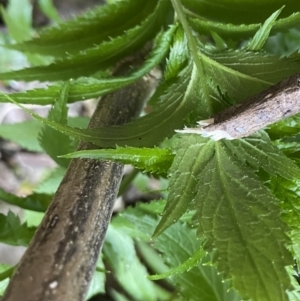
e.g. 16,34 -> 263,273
1,0 -> 300,300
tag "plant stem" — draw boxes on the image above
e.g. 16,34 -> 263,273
195,73 -> 300,140
171,0 -> 204,78
171,0 -> 213,114
2,62 -> 156,301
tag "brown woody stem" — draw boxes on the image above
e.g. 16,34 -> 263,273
2,72 -> 156,301
205,73 -> 300,139
179,73 -> 300,140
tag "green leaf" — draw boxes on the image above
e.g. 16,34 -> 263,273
37,0 -> 60,23
1,0 -> 32,43
0,265 -> 14,282
197,47 -> 300,115
114,202 -> 241,301
0,117 -> 88,152
0,25 -> 175,105
273,135 -> 300,165
0,265 -> 13,297
33,166 -> 66,195
0,0 -> 170,81
1,0 -> 51,66
0,31 -> 28,72
188,12 -> 300,41
38,81 -> 74,167
4,29 -> 300,149
103,225 -> 159,301
63,146 -> 174,174
224,131 -> 300,180
0,120 -> 44,152
0,61 -> 197,148
23,210 -> 44,227
182,0 -> 300,24
268,180 -> 300,299
164,25 -> 188,81
154,135 -> 215,237
0,188 -> 51,212
154,133 -> 295,300
267,114 -> 300,139
0,211 -> 36,246
247,7 -> 284,51
7,0 -> 158,57
193,141 -> 292,301
148,247 -> 205,280
7,42 -> 300,149
264,27 -> 300,57
269,177 -> 300,258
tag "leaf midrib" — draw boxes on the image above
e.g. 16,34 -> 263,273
214,142 -> 275,301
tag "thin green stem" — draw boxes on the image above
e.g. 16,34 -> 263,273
171,0 -> 204,78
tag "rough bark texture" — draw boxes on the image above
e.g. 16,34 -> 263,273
2,72 -> 156,301
179,73 -> 300,140
206,73 -> 300,139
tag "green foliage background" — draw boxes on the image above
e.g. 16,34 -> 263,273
1,0 -> 300,300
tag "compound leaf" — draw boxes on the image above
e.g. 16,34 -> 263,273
0,0 -> 169,81
6,0 -> 158,57
0,26 -> 174,105
155,134 -> 294,301
189,11 -> 300,41
2,60 -> 197,148
193,141 -> 292,301
164,25 -> 188,81
115,202 -> 241,301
